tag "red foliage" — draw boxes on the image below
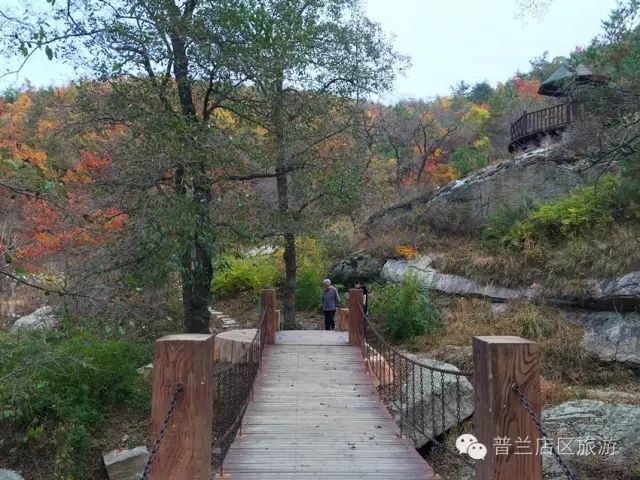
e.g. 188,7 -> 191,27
62,151 -> 111,184
513,77 -> 541,99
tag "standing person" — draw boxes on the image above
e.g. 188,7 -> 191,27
355,280 -> 369,315
322,279 -> 340,330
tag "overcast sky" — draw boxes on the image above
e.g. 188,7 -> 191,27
0,0 -> 618,100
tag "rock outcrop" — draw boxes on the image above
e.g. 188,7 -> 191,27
556,270 -> 640,310
0,470 -> 24,480
542,400 -> 640,479
391,355 -> 474,449
208,308 -> 238,330
10,306 -> 59,333
368,147 -> 604,233
568,311 -> 640,367
328,252 -> 382,285
103,447 -> 148,480
381,257 -> 538,301
382,257 -> 640,313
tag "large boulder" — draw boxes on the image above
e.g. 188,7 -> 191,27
328,252 -> 382,285
542,400 -> 640,479
0,470 -> 24,480
382,257 -> 640,313
381,258 -> 538,302
391,355 -> 474,449
557,271 -> 640,310
103,447 -> 148,480
10,306 -> 59,333
367,148 -> 604,233
570,311 -> 640,366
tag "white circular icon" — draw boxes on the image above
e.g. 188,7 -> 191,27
455,433 -> 479,454
467,442 -> 488,460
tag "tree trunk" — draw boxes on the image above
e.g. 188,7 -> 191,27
282,232 -> 297,329
181,250 -> 212,333
171,23 -> 214,333
273,74 -> 297,329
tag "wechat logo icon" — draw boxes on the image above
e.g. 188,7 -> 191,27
456,434 -> 487,460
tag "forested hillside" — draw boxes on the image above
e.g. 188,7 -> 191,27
1,0 -> 640,479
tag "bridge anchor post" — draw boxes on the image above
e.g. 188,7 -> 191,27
262,288 -> 277,344
348,289 -> 364,346
472,336 -> 542,480
149,334 -> 215,480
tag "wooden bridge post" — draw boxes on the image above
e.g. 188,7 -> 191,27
348,289 -> 364,346
262,288 -> 277,344
150,334 -> 214,480
472,336 -> 542,480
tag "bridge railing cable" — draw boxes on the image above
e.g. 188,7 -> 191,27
513,383 -> 578,480
139,383 -> 184,480
210,305 -> 268,477
358,304 -> 475,467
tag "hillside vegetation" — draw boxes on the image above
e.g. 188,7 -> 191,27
1,0 -> 640,479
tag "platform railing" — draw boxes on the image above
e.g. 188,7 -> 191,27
510,102 -> 577,150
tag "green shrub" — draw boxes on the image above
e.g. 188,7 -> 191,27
0,331 -> 152,479
296,270 -> 323,311
505,175 -> 621,246
481,197 -> 534,246
213,253 -> 282,298
370,275 -> 442,342
295,237 -> 331,311
452,146 -> 488,176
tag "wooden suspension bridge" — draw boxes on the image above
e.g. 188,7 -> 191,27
144,289 -> 547,480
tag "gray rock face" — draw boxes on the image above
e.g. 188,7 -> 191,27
391,355 -> 474,449
427,148 -> 593,229
381,258 -> 538,301
368,148 -> 602,233
329,252 -> 382,285
542,400 -> 640,479
573,311 -> 640,366
383,258 -> 640,313
577,271 -> 640,310
103,447 -> 148,480
0,470 -> 24,480
10,306 -> 59,333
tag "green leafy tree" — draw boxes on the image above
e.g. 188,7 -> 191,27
0,1 -> 264,332
218,0 -> 404,328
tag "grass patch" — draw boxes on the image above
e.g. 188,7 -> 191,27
396,297 -> 635,387
0,330 -> 152,479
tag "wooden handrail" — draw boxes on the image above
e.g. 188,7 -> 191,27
510,102 -> 575,147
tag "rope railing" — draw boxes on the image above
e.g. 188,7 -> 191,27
358,304 -> 474,466
139,383 -> 184,480
513,383 -> 578,480
210,305 -> 268,477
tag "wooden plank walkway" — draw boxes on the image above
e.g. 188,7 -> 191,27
219,331 -> 436,479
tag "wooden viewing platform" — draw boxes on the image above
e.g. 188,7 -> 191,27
508,102 -> 577,152
219,330 -> 436,479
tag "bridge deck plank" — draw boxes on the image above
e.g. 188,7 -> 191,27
217,331 -> 436,479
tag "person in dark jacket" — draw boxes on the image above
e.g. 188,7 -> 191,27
355,280 -> 369,315
321,279 -> 340,330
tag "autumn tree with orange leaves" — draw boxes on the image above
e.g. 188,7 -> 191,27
0,0 -> 403,331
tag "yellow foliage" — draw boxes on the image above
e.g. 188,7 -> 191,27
440,97 -> 452,112
463,104 -> 490,124
420,111 -> 434,123
433,163 -> 460,185
395,244 -> 417,259
472,135 -> 490,150
215,108 -> 237,126
431,148 -> 443,159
